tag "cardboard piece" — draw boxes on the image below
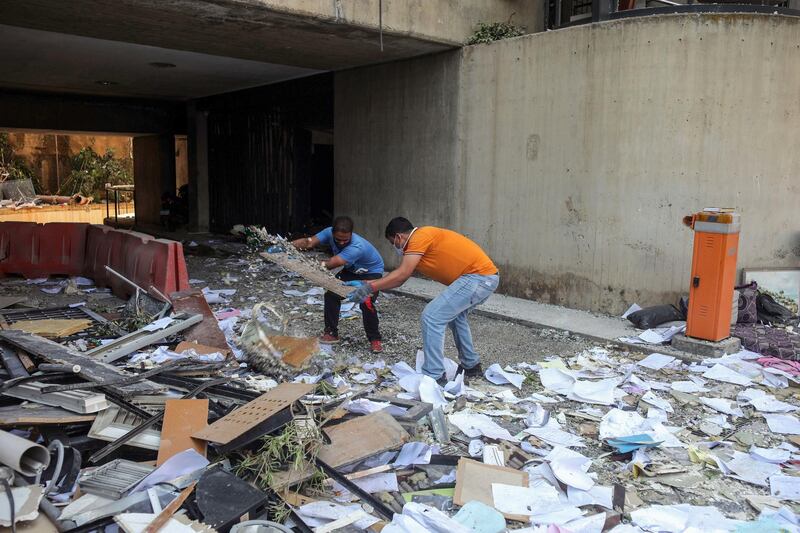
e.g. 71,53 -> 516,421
318,411 -> 410,467
174,341 -> 230,358
170,289 -> 230,351
192,383 -> 313,446
157,399 -> 209,465
266,335 -> 320,368
12,319 -> 91,338
453,458 -> 529,522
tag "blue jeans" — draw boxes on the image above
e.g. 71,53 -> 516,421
420,273 -> 499,378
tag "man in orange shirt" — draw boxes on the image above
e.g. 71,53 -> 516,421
347,217 -> 499,385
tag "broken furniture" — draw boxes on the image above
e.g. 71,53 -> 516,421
156,399 -> 209,465
192,383 -> 314,454
0,330 -> 164,396
78,459 -> 155,499
83,312 -> 203,363
0,304 -> 122,343
170,289 -> 231,353
195,467 -> 268,533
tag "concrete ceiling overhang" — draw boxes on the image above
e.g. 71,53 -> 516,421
0,0 -> 456,73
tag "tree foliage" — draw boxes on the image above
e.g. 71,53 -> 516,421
62,146 -> 133,199
466,21 -> 526,45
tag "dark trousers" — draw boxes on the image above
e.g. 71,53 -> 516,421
324,271 -> 382,341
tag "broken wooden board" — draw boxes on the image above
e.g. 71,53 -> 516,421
0,404 -> 96,426
0,297 -> 26,310
0,330 -> 163,396
12,319 -> 92,338
192,383 -> 314,447
266,335 -> 320,368
317,411 -> 409,467
453,458 -> 530,522
157,399 -> 209,466
170,289 -> 230,352
259,252 -> 354,298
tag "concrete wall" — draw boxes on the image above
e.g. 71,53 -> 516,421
335,51 -> 461,238
264,0 -> 544,44
336,13 -> 800,313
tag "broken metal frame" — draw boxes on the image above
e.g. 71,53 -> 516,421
78,459 -> 155,499
88,378 -> 229,464
365,394 -> 433,423
41,359 -> 183,394
0,305 -> 123,341
84,312 -> 203,363
313,458 -> 394,521
150,374 -> 260,404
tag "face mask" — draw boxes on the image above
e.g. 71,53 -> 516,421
393,236 -> 405,257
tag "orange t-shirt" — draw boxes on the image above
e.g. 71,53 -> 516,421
404,226 -> 497,285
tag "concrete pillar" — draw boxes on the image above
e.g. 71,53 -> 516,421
187,102 -> 210,232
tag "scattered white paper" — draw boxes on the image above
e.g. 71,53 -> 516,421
750,446 -> 791,464
621,303 -> 642,319
394,442 -> 434,467
132,449 -> 209,493
570,378 -> 619,406
525,419 -> 585,448
142,316 -> 174,332
641,391 -> 674,413
484,363 -> 525,389
539,368 -> 576,395
344,399 -> 407,417
567,485 -> 614,510
770,475 -> 800,500
724,450 -> 780,487
491,483 -> 560,516
699,397 -> 744,417
448,410 -> 519,442
637,353 -> 676,370
546,447 -> 594,491
399,502 -> 472,533
334,472 -> 398,494
764,414 -> 800,435
599,409 -> 647,440
482,444 -> 505,466
296,501 -> 379,530
738,388 -> 798,413
671,380 -> 708,393
703,364 -> 752,386
418,376 -> 447,408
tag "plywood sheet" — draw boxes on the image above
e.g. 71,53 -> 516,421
157,399 -> 209,465
192,383 -> 313,445
13,319 -> 91,337
267,335 -> 319,368
317,411 -> 409,467
259,252 -> 354,298
453,458 -> 529,521
170,289 -> 230,351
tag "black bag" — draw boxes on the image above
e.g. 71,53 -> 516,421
756,293 -> 797,326
736,281 -> 758,324
627,304 -> 685,329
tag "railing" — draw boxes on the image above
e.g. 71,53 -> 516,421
546,0 -> 799,29
105,184 -> 135,226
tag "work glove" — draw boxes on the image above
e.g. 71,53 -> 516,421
345,281 -> 373,303
266,244 -> 285,254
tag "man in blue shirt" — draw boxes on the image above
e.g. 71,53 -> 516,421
291,216 -> 385,353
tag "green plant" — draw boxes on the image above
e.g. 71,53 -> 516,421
60,146 -> 132,199
0,133 -> 40,191
466,20 -> 525,45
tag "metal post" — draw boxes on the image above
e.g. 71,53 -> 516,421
592,0 -> 614,21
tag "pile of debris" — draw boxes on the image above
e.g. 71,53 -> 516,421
0,231 -> 797,533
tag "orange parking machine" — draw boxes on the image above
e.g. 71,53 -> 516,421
683,209 -> 740,342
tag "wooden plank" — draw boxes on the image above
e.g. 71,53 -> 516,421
260,252 -> 355,298
12,319 -> 91,338
453,458 -> 529,522
317,411 -> 409,467
170,289 -> 230,351
142,481 -> 197,533
0,330 -> 163,395
157,399 -> 209,465
0,404 -> 96,426
192,383 -> 314,445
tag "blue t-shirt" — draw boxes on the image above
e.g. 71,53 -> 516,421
315,228 -> 384,275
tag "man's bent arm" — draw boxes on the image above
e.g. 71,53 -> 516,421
324,255 -> 347,270
370,255 -> 421,291
291,235 -> 320,250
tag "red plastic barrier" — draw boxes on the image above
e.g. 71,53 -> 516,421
1,222 -> 189,300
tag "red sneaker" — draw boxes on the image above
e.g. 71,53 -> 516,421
370,340 -> 383,353
319,333 -> 340,344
